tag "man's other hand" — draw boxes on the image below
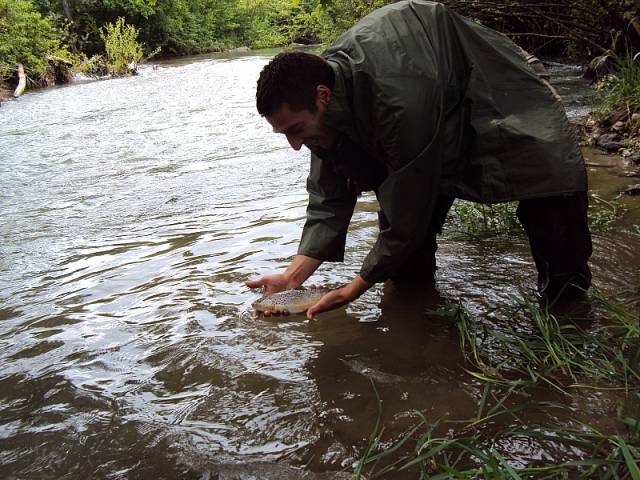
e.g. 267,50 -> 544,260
306,275 -> 372,320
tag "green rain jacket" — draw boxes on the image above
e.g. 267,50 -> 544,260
297,0 -> 587,284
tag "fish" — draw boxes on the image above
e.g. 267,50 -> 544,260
252,287 -> 331,314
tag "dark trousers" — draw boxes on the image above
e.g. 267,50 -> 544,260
386,192 -> 593,302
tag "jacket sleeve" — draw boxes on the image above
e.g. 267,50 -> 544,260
359,73 -> 446,283
298,151 -> 357,262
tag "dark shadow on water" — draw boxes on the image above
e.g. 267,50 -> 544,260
300,281 -> 478,473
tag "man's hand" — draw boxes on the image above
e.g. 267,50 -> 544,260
306,275 -> 372,320
245,273 -> 292,317
245,274 -> 290,296
246,255 -> 322,317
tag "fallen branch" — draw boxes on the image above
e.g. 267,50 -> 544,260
13,64 -> 25,97
46,55 -> 73,66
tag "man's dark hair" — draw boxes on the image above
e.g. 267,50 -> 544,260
256,52 -> 335,117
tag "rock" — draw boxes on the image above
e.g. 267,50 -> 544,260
613,121 -> 625,131
584,52 -> 615,80
627,153 -> 640,165
632,113 -> 640,123
597,133 -> 624,152
621,184 -> 640,195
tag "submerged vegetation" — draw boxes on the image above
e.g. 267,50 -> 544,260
353,294 -> 640,478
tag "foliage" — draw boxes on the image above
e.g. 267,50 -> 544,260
592,54 -> 640,121
16,0 -> 640,70
0,0 -> 68,83
237,0 -> 296,49
589,193 -> 627,231
313,0 -> 389,44
440,0 -> 639,57
446,200 -> 522,239
143,0 -> 243,55
444,194 -> 628,240
99,17 -> 146,76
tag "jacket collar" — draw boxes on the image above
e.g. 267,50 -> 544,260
322,60 -> 359,144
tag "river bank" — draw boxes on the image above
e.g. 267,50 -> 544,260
0,82 -> 12,103
577,114 -> 640,181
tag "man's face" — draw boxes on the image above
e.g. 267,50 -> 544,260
265,87 -> 336,151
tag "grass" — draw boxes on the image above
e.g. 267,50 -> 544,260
589,194 -> 628,232
444,195 -> 626,240
352,293 -> 640,479
354,390 -> 640,478
445,200 -> 521,239
592,53 -> 640,121
451,294 -> 640,393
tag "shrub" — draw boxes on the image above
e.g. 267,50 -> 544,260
0,0 -> 67,84
99,17 -> 146,76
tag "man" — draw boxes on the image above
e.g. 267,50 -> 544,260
246,0 -> 592,319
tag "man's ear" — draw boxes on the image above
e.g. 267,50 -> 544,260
316,85 -> 332,107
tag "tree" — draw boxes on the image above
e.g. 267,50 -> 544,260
0,0 -> 66,83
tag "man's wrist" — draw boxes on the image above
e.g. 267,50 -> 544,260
346,275 -> 372,299
285,255 -> 322,288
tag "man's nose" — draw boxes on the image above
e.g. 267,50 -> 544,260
286,135 -> 303,151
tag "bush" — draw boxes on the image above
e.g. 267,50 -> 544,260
99,17 -> 147,76
0,0 -> 67,83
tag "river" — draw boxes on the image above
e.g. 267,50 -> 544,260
0,51 -> 638,478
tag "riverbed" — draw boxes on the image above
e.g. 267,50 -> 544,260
0,51 -> 638,478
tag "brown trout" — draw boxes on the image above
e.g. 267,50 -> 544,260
252,287 -> 330,314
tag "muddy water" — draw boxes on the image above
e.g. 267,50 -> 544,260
0,52 -> 638,478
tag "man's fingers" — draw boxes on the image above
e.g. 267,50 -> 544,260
245,278 -> 266,289
306,297 -> 328,320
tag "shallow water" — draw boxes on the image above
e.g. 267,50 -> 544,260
0,51 -> 638,478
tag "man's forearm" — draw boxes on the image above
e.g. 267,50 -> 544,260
284,255 -> 323,288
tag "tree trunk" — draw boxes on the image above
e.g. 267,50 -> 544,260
13,64 -> 26,98
61,0 -> 73,22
